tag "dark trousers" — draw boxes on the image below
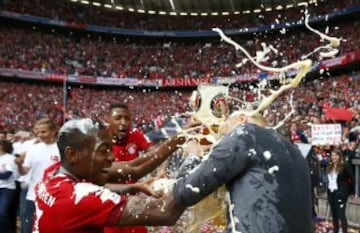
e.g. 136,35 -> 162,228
19,188 -> 29,233
0,188 -> 16,233
327,190 -> 348,233
22,200 -> 35,233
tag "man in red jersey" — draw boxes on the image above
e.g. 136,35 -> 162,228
33,118 -> 186,233
105,104 -> 153,233
107,103 -> 152,164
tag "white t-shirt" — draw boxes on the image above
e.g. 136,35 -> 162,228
16,138 -> 39,185
13,141 -> 23,155
24,142 -> 60,201
328,170 -> 338,192
0,153 -> 16,189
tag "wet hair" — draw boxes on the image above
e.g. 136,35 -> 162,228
57,118 -> 102,160
0,139 -> 13,154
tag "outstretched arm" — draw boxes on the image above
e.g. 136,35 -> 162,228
107,135 -> 185,182
118,192 -> 185,226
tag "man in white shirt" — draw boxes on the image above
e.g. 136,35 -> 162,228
15,118 -> 60,233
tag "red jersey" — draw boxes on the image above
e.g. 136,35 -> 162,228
34,162 -> 126,233
106,129 -> 152,233
112,128 -> 152,163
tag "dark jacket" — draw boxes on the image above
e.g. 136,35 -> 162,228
327,163 -> 355,199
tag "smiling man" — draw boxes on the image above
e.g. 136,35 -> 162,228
33,118 -> 186,233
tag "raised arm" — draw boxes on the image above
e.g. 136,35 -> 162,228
107,135 -> 185,182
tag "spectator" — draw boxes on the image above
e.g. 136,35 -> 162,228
15,118 -> 60,233
326,149 -> 355,233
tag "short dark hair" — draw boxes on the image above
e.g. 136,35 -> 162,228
0,139 -> 13,154
57,128 -> 89,160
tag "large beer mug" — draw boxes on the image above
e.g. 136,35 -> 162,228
189,84 -> 230,135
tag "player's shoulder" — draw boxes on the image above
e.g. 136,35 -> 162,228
128,128 -> 147,139
129,128 -> 144,135
26,141 -> 45,153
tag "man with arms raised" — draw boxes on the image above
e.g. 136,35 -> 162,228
104,104 -> 153,233
33,118 -> 186,232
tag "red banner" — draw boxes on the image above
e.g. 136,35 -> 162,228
161,78 -> 212,87
319,55 -> 348,69
45,74 -> 67,82
78,76 -> 97,83
324,107 -> 353,121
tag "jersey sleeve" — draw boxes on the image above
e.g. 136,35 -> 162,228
173,126 -> 254,207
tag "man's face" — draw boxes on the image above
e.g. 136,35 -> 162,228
107,107 -> 131,142
78,132 -> 115,185
37,124 -> 56,144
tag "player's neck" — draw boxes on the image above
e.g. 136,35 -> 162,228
58,166 -> 80,181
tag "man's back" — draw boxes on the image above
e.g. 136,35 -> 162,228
173,123 -> 312,233
229,124 -> 312,233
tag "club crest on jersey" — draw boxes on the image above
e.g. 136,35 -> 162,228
127,144 -> 137,155
51,154 -> 59,162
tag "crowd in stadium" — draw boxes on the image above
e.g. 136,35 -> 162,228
0,0 -> 359,80
0,0 -> 358,142
0,0 -> 359,134
0,72 -> 359,136
0,17 -> 358,79
2,0 -> 358,30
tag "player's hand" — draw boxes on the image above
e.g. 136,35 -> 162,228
182,116 -> 202,130
182,139 -> 203,156
104,161 -> 131,182
14,155 -> 24,166
136,177 -> 163,198
104,179 -> 160,198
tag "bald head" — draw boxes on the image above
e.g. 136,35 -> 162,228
218,110 -> 267,136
